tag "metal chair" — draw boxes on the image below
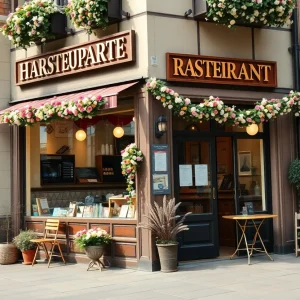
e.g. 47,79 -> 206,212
30,219 -> 66,268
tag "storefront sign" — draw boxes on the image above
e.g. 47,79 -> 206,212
16,30 -> 136,86
166,53 -> 277,87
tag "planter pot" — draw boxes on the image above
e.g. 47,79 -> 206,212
0,243 -> 18,265
156,243 -> 178,273
85,245 -> 106,271
50,12 -> 67,36
22,249 -> 36,265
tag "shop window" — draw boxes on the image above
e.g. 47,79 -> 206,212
237,139 -> 266,212
27,100 -> 136,219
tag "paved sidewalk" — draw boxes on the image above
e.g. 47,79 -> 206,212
1,254 -> 300,299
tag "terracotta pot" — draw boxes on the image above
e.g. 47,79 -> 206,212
22,249 -> 36,265
0,243 -> 18,265
156,243 -> 178,273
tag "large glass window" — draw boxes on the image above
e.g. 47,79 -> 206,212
27,99 -> 136,219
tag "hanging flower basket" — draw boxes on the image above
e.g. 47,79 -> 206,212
193,0 -> 295,28
0,0 -> 63,49
65,0 -> 122,35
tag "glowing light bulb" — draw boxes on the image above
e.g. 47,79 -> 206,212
246,124 -> 259,136
75,129 -> 86,141
113,126 -> 124,138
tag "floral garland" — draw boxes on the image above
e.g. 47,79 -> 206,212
65,0 -> 108,35
146,78 -> 300,127
206,0 -> 295,28
0,0 -> 60,49
1,95 -> 106,126
121,143 -> 144,205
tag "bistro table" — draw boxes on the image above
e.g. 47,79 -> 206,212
222,214 -> 278,265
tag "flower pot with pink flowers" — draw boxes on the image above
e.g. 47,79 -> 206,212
74,227 -> 112,271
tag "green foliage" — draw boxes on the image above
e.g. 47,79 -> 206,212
288,159 -> 300,191
139,196 -> 191,244
13,230 -> 38,251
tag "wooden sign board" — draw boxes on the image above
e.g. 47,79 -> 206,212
166,53 -> 277,88
16,30 -> 136,86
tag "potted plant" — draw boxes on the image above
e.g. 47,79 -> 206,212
288,159 -> 300,193
0,0 -> 63,49
74,227 -> 112,271
13,230 -> 39,265
139,196 -> 191,273
0,215 -> 18,265
193,0 -> 295,28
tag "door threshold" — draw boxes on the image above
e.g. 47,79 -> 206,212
179,253 -> 266,266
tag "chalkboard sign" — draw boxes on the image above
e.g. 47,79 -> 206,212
245,202 -> 254,215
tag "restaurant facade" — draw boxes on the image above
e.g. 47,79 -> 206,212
0,0 -> 299,270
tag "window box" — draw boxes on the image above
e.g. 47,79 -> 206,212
50,12 -> 67,37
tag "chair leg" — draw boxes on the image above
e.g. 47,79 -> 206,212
41,243 -> 50,261
56,242 -> 66,264
32,244 -> 39,267
47,243 -> 55,268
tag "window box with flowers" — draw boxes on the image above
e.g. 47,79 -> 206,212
0,0 -> 67,49
193,0 -> 295,28
65,0 -> 122,35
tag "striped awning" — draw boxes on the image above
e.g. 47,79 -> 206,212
0,81 -> 138,115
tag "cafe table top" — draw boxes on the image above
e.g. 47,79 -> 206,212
222,214 -> 278,220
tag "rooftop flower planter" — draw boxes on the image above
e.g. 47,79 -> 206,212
193,0 -> 295,28
65,0 -> 122,35
0,0 -> 64,49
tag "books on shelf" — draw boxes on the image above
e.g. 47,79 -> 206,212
67,202 -> 77,217
119,205 -> 129,218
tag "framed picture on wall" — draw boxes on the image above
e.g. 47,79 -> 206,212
55,121 -> 72,138
238,151 -> 252,176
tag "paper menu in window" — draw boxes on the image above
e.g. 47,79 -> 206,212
179,165 -> 193,186
195,164 -> 208,186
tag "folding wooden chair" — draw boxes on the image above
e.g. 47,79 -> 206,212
295,213 -> 300,257
30,219 -> 66,268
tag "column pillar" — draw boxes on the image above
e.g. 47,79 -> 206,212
10,126 -> 26,237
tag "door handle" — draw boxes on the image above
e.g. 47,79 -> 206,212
213,187 -> 216,200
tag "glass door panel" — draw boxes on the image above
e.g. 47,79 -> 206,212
236,139 -> 266,212
178,141 -> 212,215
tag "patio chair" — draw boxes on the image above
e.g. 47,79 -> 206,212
30,219 -> 66,268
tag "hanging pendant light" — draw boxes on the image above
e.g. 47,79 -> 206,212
246,124 -> 259,136
75,129 -> 87,141
113,126 -> 124,138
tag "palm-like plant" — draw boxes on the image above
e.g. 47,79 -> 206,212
139,196 -> 191,244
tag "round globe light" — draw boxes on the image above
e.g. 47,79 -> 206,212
246,124 -> 259,136
75,129 -> 87,141
113,126 -> 124,138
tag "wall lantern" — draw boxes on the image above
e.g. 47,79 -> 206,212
155,115 -> 167,138
113,126 -> 125,138
75,129 -> 87,141
246,124 -> 259,136
184,9 -> 193,17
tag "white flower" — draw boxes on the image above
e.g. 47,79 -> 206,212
175,97 -> 182,103
191,107 -> 197,113
168,105 -> 173,109
156,96 -> 161,100
160,87 -> 167,92
38,16 -> 44,22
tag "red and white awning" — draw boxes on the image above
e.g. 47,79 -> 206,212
0,81 -> 138,115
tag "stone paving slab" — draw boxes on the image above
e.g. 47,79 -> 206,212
0,254 -> 300,299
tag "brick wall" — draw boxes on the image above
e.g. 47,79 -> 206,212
0,0 -> 11,16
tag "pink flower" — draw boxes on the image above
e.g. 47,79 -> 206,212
255,105 -> 260,110
213,110 -> 218,115
213,102 -> 217,107
246,118 -> 252,122
26,11 -> 30,16
96,95 -> 102,101
126,169 -> 131,173
146,82 -> 150,87
231,113 -> 236,118
179,111 -> 185,116
136,156 -> 141,161
86,106 -> 93,113
192,111 -> 197,116
184,98 -> 191,105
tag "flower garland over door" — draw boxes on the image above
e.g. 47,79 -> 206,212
146,78 -> 300,127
